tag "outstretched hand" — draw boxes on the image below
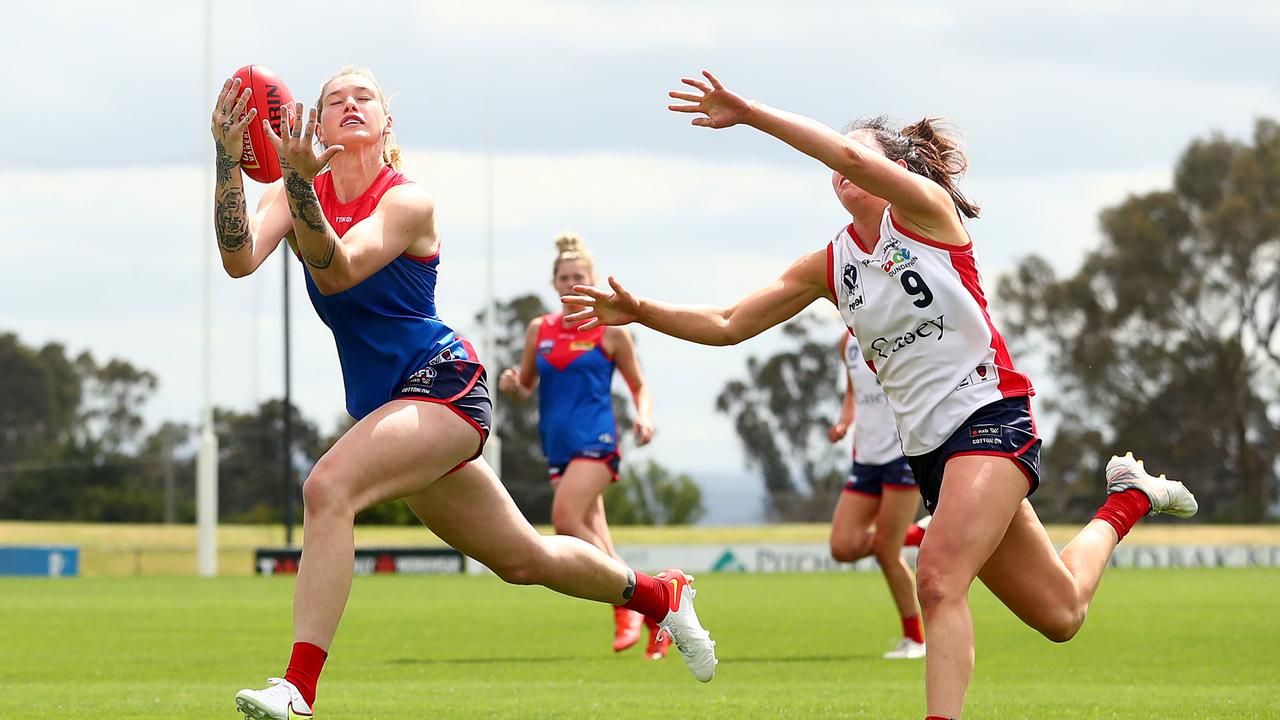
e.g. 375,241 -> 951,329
211,77 -> 257,163
667,70 -> 752,129
264,101 -> 345,181
561,276 -> 641,330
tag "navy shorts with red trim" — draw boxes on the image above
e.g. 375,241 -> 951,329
393,358 -> 492,466
548,449 -> 621,483
843,457 -> 916,496
906,396 -> 1041,514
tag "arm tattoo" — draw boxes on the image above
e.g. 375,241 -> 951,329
214,139 -> 238,186
215,186 -> 250,253
284,171 -> 327,233
283,171 -> 335,268
302,236 -> 336,269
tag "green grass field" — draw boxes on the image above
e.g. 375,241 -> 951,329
3,569 -> 1277,719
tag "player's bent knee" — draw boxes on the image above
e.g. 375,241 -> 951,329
830,537 -> 870,563
301,467 -> 350,517
486,542 -> 550,586
551,518 -> 590,541
871,533 -> 903,564
1038,607 -> 1086,643
915,563 -> 969,612
492,562 -> 541,586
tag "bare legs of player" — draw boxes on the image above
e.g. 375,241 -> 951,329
917,455 -> 1123,718
550,460 -> 652,652
294,400 -> 634,654
829,488 -> 922,625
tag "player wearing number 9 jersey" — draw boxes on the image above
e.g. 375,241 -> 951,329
563,70 -> 1198,720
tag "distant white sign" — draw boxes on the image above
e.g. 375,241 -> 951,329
464,543 -> 1280,575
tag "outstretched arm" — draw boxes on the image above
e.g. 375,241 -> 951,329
669,71 -> 961,239
562,249 -> 832,347
210,77 -> 291,277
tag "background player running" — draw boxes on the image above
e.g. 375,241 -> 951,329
499,232 -> 669,660
210,66 -> 715,719
563,69 -> 1197,720
829,332 -> 929,660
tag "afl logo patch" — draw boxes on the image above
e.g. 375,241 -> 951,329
537,339 -> 554,355
404,366 -> 436,389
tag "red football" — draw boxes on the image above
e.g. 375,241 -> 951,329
231,65 -> 294,184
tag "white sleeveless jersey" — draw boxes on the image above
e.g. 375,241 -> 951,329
826,207 -> 1033,456
842,334 -> 904,465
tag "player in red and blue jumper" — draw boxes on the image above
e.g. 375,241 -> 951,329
211,67 -> 715,720
500,233 -> 669,660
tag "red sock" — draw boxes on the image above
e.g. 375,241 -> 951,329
926,716 -> 957,720
284,641 -> 327,708
902,614 -> 924,644
622,571 -> 671,623
903,523 -> 926,547
1092,488 -> 1151,542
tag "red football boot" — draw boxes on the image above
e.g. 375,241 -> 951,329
643,617 -> 671,659
613,606 -> 643,652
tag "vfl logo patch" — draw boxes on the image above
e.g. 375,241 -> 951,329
841,263 -> 865,312
842,263 -> 859,293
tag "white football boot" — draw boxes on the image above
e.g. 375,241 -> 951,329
882,637 -> 927,659
1105,452 -> 1198,518
235,677 -> 313,719
654,568 -> 718,682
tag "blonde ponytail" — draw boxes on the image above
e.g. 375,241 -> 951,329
552,232 -> 596,278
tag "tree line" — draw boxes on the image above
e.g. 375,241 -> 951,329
0,296 -> 704,526
5,120 -> 1276,526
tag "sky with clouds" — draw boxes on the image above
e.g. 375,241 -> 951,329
4,1 -> 1278,521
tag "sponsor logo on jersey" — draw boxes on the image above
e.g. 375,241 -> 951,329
570,341 -> 596,352
855,391 -> 890,406
868,315 -> 945,360
865,240 -> 918,277
336,216 -> 353,223
597,433 -> 614,444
